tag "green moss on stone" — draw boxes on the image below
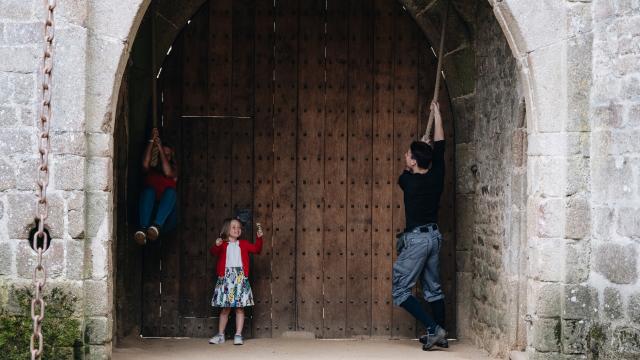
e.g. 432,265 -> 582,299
588,323 -> 607,360
0,286 -> 82,360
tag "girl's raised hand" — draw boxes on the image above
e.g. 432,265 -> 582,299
215,238 -> 223,246
256,223 -> 264,238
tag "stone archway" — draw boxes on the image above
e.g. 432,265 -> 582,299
82,0 -> 579,358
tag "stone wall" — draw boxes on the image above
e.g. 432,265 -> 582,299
588,1 -> 640,358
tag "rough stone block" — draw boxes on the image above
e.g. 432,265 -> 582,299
594,243 -> 638,284
0,105 -> 18,127
565,194 -> 590,239
529,238 -> 565,282
534,282 -> 562,318
86,191 -> 111,238
617,208 -> 640,238
612,326 -> 640,359
0,0 -> 36,20
85,316 -> 112,344
56,0 -> 89,26
455,144 -> 476,195
528,133 -> 584,156
628,292 -> 640,323
0,128 -> 34,155
0,240 -> 13,275
563,285 -> 598,320
0,158 -> 16,190
592,103 -> 625,129
51,131 -> 87,156
621,75 -> 640,101
3,22 -> 40,45
591,156 -> 634,204
84,279 -> 110,316
567,33 -> 593,132
565,242 -> 589,283
7,192 -> 64,239
87,343 -> 111,360
9,72 -> 36,105
53,155 -> 86,190
528,42 -> 567,132
603,287 -> 623,320
14,156 -> 39,191
562,319 -> 589,354
591,207 -> 614,242
51,26 -> 87,132
65,239 -> 84,280
87,133 -> 113,157
87,237 -> 111,280
532,317 -> 561,352
456,272 -> 473,340
535,198 -> 566,238
87,157 -> 112,191
86,34 -> 126,134
456,250 -> 471,272
67,191 -> 85,239
455,194 -> 475,251
0,45 -> 39,73
16,238 -> 64,280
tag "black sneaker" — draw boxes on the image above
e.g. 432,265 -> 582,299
420,326 -> 447,351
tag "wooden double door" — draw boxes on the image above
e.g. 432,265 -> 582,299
141,0 -> 456,339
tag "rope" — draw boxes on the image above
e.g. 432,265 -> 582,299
150,3 -> 160,166
421,0 -> 449,143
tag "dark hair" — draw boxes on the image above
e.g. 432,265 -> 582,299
219,218 -> 243,240
410,141 -> 433,169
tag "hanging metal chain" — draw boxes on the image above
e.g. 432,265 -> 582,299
30,0 -> 56,359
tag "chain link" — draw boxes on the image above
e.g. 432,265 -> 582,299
31,0 -> 56,359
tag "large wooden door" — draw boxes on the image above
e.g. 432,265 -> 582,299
141,0 -> 456,339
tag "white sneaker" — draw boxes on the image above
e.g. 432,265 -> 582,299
233,334 -> 243,345
208,334 -> 225,344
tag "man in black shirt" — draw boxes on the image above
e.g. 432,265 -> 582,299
392,101 -> 447,351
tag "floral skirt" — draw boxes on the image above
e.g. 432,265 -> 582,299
212,267 -> 254,307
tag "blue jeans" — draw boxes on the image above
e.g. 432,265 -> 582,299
392,228 -> 444,306
139,187 -> 177,231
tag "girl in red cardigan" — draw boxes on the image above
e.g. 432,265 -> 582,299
208,218 -> 263,345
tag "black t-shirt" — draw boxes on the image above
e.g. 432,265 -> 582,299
398,140 -> 445,231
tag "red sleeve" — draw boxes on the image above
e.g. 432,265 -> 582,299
244,236 -> 263,254
209,242 -> 222,256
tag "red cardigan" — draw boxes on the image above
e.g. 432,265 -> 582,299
209,236 -> 263,277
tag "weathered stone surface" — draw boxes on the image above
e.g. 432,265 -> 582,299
617,207 -> 640,238
532,317 -> 561,352
603,287 -> 623,320
534,282 -> 562,318
86,191 -> 111,238
530,238 -> 565,282
51,131 -> 87,156
0,157 -> 16,190
562,319 -> 589,354
84,279 -> 110,316
2,22 -> 40,45
16,238 -> 64,279
0,128 -> 34,154
0,239 -> 13,274
0,45 -> 39,73
565,242 -> 590,284
85,316 -> 112,344
594,243 -> 638,284
87,157 -> 112,191
67,191 -> 85,239
87,133 -> 113,157
628,292 -> 640,324
567,33 -> 593,132
51,26 -> 87,132
0,105 -> 18,127
0,0 -> 36,20
456,143 -> 476,195
456,194 -> 475,251
53,155 -> 86,190
563,285 -> 598,320
565,194 -> 590,239
591,156 -> 634,204
452,95 -> 475,144
535,198 -> 566,238
14,156 -> 39,191
65,239 -> 84,280
611,326 -> 640,359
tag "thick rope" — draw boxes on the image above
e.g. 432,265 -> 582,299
421,0 -> 449,143
150,4 -> 160,166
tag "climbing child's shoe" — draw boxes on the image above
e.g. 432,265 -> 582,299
233,334 -> 244,345
134,230 -> 146,245
208,333 -> 225,344
147,225 -> 160,241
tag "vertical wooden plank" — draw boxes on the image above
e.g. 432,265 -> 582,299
296,0 -> 325,337
231,0 -> 256,336
346,0 -> 373,337
208,0 -> 233,115
252,0 -> 275,338
159,39 -> 183,337
323,0 -> 348,339
271,0 -> 299,336
371,0 -> 394,338
180,5 -> 209,327
391,2 -> 419,338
